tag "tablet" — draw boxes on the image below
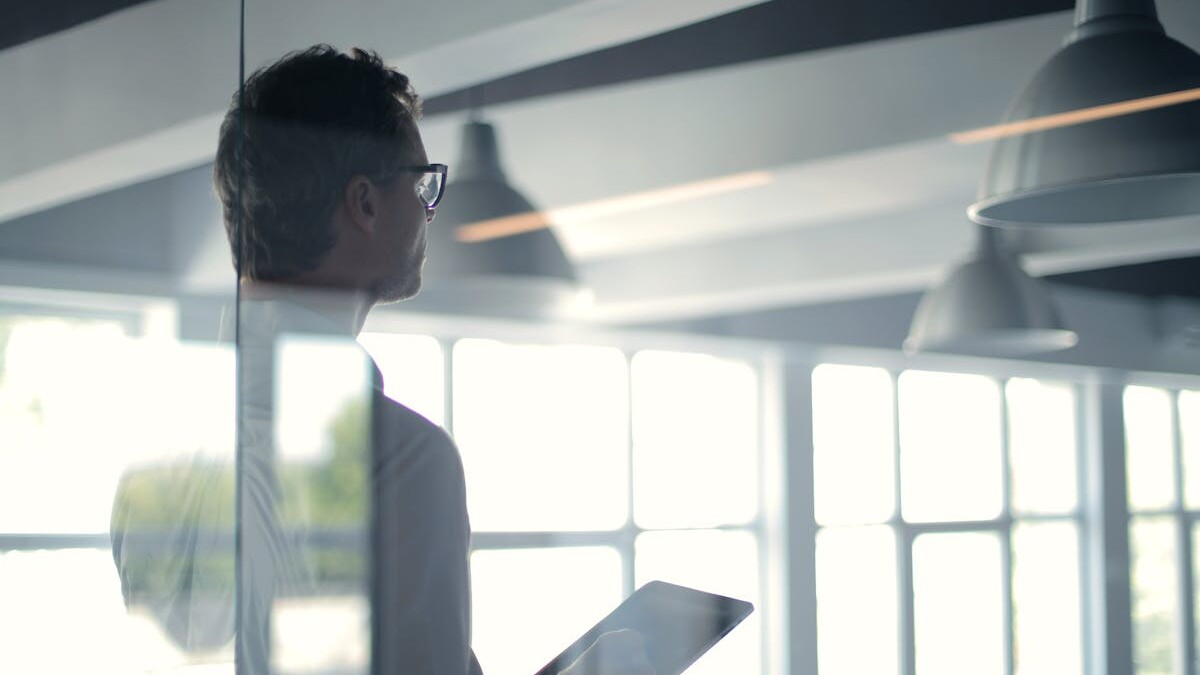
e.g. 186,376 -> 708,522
532,580 -> 754,675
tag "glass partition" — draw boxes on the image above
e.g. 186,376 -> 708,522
0,1 -> 242,672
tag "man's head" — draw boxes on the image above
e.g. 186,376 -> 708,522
214,45 -> 434,302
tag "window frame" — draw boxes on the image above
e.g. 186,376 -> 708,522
1125,383 -> 1200,675
808,361 -> 1089,675
360,312 -> 783,675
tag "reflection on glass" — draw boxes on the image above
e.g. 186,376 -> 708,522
900,371 -> 1003,522
913,532 -> 1005,675
1012,521 -> 1082,675
815,526 -> 899,675
453,339 -> 629,532
276,336 -> 372,465
0,549 -> 194,674
1131,517 -> 1178,675
812,365 -> 895,525
632,351 -> 758,529
0,315 -> 239,672
0,318 -> 208,534
1125,386 -> 1176,512
471,547 -> 623,675
271,336 -> 373,673
635,529 -> 761,675
357,333 -> 444,425
1181,391 -> 1200,509
1007,379 -> 1078,515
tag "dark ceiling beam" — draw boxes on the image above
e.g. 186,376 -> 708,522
424,0 -> 1073,115
1,0 -> 156,52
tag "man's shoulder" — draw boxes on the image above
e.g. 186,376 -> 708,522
371,389 -> 457,452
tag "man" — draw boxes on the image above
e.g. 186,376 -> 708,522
212,45 -> 652,675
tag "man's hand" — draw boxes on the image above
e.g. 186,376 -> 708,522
559,629 -> 656,675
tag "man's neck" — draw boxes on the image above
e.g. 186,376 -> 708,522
239,279 -> 373,335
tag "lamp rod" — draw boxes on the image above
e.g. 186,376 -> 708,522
975,223 -> 1007,257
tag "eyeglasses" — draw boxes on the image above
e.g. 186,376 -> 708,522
400,163 -> 448,210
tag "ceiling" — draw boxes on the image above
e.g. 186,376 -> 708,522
2,0 -> 1198,329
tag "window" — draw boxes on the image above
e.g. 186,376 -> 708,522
362,336 -> 770,675
812,364 -> 1084,675
1124,385 -> 1200,675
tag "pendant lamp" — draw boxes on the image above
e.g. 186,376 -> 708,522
905,226 -> 1078,355
970,0 -> 1200,227
415,119 -> 583,319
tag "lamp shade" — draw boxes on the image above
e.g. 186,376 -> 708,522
905,231 -> 1077,355
970,0 -> 1200,227
415,120 -> 583,318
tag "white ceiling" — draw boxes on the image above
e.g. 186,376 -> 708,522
3,0 -> 1200,324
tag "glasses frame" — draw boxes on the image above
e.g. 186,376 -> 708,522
397,163 -> 448,210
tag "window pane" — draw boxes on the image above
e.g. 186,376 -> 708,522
1193,522 -> 1200,675
454,340 -> 629,532
816,526 -> 899,675
357,333 -> 444,425
900,371 -> 1003,522
812,365 -> 895,525
632,351 -> 758,529
1125,386 -> 1176,512
1131,517 -> 1178,675
1013,521 -> 1083,675
913,532 -> 1005,675
635,530 -> 761,675
1181,391 -> 1200,510
1007,379 -> 1078,515
471,547 -> 623,675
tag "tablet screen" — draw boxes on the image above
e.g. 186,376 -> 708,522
532,580 -> 754,675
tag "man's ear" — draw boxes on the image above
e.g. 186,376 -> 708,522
342,175 -> 379,234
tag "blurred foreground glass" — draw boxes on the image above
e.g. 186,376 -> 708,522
0,317 -> 237,673
256,333 -> 375,674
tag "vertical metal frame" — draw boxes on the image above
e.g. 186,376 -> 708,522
440,337 -> 456,436
620,351 -> 638,597
1082,377 -> 1135,675
781,360 -> 820,675
1171,390 -> 1197,675
1076,381 -> 1097,675
892,371 -> 918,675
999,378 -> 1015,675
